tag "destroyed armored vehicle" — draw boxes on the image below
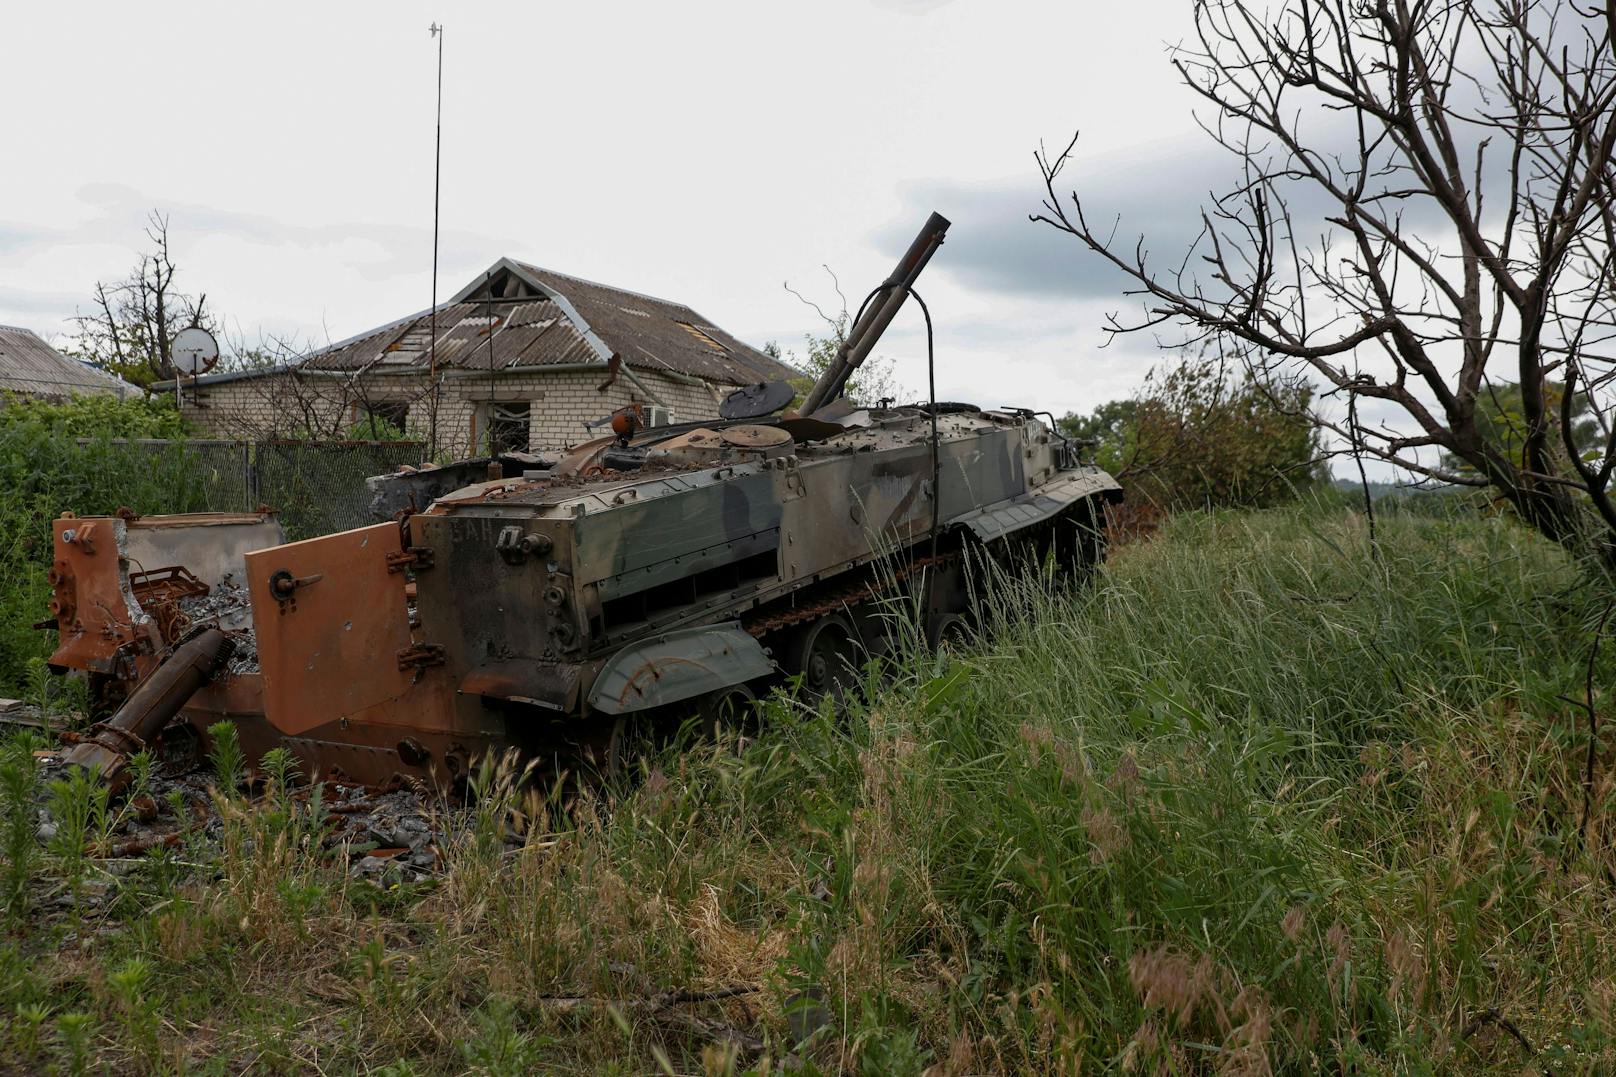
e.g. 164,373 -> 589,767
44,214 -> 1121,789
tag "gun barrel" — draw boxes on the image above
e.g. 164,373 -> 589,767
800,211 -> 950,415
61,627 -> 234,792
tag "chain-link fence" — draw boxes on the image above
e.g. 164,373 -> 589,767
77,439 -> 426,539
252,440 -> 425,538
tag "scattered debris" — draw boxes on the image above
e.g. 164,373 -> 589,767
26,745 -> 474,888
177,579 -> 259,673
0,701 -> 46,731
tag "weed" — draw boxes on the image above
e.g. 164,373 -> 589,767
54,1011 -> 94,1077
25,658 -> 53,719
206,719 -> 244,794
461,995 -> 550,1074
46,763 -> 103,909
0,731 -> 42,922
125,749 -> 154,805
260,745 -> 298,809
14,1001 -> 49,1062
106,956 -> 159,1067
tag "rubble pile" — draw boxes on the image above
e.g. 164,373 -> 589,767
27,745 -> 487,891
176,580 -> 259,674
325,785 -> 447,879
176,577 -> 251,627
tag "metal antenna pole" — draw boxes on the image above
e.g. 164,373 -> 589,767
427,22 -> 444,458
485,272 -> 496,454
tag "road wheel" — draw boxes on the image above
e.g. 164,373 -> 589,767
928,611 -> 972,653
603,713 -> 656,780
785,612 -> 864,702
694,681 -> 760,748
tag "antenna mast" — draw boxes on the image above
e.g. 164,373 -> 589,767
427,22 -> 444,458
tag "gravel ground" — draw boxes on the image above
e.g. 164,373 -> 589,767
26,737 -> 477,887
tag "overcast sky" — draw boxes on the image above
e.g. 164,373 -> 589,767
1,0 -> 1233,426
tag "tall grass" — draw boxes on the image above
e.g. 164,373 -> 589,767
762,503 -> 1613,1071
0,501 -> 1611,1073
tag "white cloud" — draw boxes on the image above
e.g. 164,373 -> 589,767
11,0 -> 1442,474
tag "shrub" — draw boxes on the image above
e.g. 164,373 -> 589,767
0,394 -> 206,691
1061,354 -> 1325,510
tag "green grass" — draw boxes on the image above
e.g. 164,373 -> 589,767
2,501 -> 1614,1073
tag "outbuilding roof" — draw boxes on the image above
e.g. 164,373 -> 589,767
0,325 -> 133,400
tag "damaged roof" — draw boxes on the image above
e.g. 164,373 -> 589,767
295,259 -> 798,386
0,325 -> 134,400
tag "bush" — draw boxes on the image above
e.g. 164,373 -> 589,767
0,393 -> 208,691
0,393 -> 185,440
1062,355 -> 1325,510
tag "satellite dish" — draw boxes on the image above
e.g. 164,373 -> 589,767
720,380 -> 795,421
171,326 -> 219,376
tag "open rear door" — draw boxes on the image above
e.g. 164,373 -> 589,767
246,522 -> 419,735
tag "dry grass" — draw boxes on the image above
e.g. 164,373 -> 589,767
1,500 -> 1614,1073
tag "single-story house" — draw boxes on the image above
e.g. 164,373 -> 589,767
165,259 -> 797,456
0,324 -> 134,401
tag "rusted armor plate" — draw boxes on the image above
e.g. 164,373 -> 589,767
246,523 -> 418,736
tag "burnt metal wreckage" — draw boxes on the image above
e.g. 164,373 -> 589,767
43,214 -> 1122,790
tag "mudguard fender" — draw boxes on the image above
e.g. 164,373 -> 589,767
951,468 -> 1121,543
587,621 -> 774,715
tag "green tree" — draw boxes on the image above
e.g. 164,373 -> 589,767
1056,398 -> 1138,476
1441,381 -> 1600,478
1060,356 -> 1324,510
769,321 -> 907,409
773,269 -> 910,408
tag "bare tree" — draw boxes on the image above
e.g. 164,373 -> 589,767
779,268 -> 910,406
68,212 -> 213,388
1036,0 -> 1616,569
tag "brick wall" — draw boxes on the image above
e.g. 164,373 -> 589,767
181,373 -> 349,440
180,366 -> 734,457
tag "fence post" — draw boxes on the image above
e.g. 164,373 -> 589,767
243,441 -> 258,511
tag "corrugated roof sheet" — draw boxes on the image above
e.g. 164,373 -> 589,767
511,263 -> 798,385
296,259 -> 799,386
0,325 -> 133,399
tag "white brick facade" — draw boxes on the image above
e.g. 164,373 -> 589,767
180,367 -> 732,458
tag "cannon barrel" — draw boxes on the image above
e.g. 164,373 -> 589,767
61,627 -> 234,792
799,211 -> 950,416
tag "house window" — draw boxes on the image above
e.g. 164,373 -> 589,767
351,401 -> 409,440
486,401 -> 531,454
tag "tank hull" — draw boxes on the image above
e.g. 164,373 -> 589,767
44,410 -> 1117,789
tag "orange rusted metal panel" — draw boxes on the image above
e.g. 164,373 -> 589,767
246,522 -> 420,736
47,517 -> 163,682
